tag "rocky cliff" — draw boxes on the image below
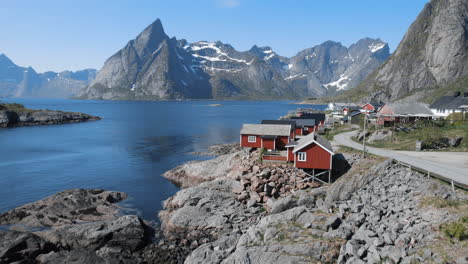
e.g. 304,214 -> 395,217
344,0 -> 468,103
79,19 -> 389,100
0,54 -> 96,98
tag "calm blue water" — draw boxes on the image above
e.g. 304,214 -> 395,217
0,98 -> 326,220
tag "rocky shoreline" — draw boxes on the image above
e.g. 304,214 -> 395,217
0,103 -> 100,128
1,144 -> 467,264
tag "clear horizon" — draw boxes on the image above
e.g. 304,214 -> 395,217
1,0 -> 429,73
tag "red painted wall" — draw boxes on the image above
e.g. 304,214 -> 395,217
295,143 -> 332,169
363,104 -> 375,111
262,138 -> 275,150
295,128 -> 303,136
240,134 -> 262,148
276,136 -> 289,150
287,147 -> 294,161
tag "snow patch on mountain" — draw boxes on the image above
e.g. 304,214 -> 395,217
369,43 -> 386,53
325,74 -> 351,90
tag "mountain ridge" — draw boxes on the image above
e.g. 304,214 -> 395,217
0,53 -> 96,98
79,19 -> 390,100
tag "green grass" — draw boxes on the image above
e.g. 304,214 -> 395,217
420,196 -> 464,209
0,103 -> 39,113
441,221 -> 467,241
324,124 -> 354,141
357,120 -> 468,151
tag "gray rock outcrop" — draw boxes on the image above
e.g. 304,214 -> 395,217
0,189 -> 127,228
0,104 -> 100,128
0,189 -> 154,264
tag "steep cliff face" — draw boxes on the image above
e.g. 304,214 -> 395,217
348,0 -> 468,102
79,19 -> 389,100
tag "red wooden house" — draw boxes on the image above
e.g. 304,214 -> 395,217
261,120 -> 297,139
362,103 -> 375,112
362,103 -> 384,113
283,119 -> 317,136
286,133 -> 334,170
240,124 -> 292,150
292,114 -> 326,126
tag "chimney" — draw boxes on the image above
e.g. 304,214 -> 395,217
454,91 -> 461,97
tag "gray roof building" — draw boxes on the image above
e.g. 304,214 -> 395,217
283,119 -> 316,128
379,103 -> 434,116
291,133 -> 334,154
240,124 -> 291,137
261,120 -> 296,130
430,93 -> 468,110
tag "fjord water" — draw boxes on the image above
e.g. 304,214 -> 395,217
0,98 -> 325,220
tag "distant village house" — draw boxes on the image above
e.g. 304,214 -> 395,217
429,91 -> 468,118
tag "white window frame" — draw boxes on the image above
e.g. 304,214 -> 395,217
247,136 -> 257,143
298,152 -> 307,162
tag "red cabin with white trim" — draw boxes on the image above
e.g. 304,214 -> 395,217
240,124 -> 292,150
288,133 -> 334,170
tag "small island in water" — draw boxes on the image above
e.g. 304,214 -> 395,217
0,102 -> 100,128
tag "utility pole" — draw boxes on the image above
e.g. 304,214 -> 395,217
362,112 -> 367,158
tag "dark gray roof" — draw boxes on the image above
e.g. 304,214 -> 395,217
283,119 -> 316,128
261,120 -> 296,129
293,133 -> 334,154
240,124 -> 291,136
349,111 -> 361,117
292,113 -> 326,122
345,106 -> 361,111
429,95 -> 468,110
381,103 -> 433,116
316,134 -> 333,153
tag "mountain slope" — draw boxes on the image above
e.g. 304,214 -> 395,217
0,54 -> 96,98
286,38 -> 389,96
344,0 -> 468,103
80,19 -> 212,100
79,19 -> 390,100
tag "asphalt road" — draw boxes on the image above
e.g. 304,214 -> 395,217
333,131 -> 468,186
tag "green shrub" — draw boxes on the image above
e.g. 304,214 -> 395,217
258,147 -> 265,163
441,221 -> 467,240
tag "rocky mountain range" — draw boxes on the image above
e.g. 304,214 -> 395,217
0,53 -> 96,98
342,0 -> 468,103
79,19 -> 389,100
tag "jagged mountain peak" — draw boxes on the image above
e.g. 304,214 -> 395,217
133,18 -> 168,58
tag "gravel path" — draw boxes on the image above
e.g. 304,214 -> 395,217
333,131 -> 468,186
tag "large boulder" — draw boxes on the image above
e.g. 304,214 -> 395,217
159,179 -> 254,243
325,159 -> 392,203
0,189 -> 127,228
367,130 -> 392,143
36,215 -> 151,252
163,151 -> 244,188
0,230 -> 55,263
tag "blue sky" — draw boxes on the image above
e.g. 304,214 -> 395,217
0,0 -> 429,72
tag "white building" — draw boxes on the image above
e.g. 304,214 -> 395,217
429,92 -> 468,118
